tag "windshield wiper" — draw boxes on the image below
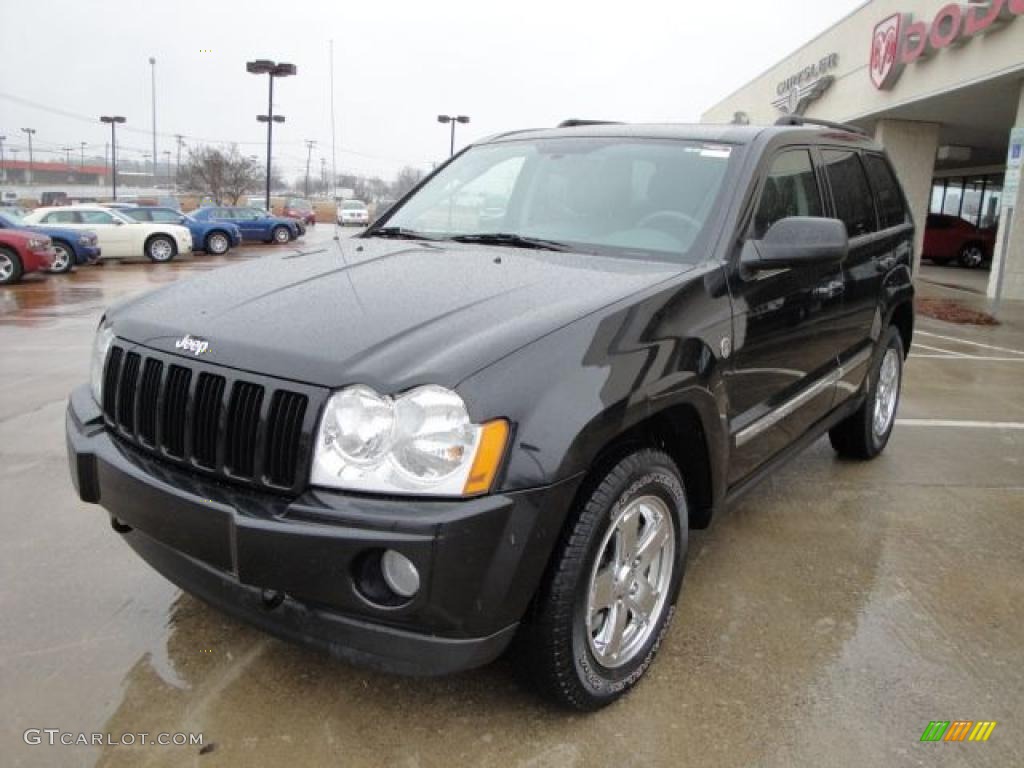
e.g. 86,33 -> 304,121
447,233 -> 570,251
365,226 -> 437,240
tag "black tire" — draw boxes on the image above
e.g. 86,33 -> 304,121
272,226 -> 291,244
145,235 -> 177,263
205,231 -> 231,255
958,241 -> 986,269
48,241 -> 75,274
519,448 -> 688,710
829,326 -> 904,459
0,246 -> 24,285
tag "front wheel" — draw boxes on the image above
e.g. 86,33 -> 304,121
958,242 -> 986,269
146,235 -> 177,263
48,242 -> 74,274
829,326 -> 904,459
519,448 -> 688,710
0,247 -> 24,285
272,226 -> 291,244
205,232 -> 230,255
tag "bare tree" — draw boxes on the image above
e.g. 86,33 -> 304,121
392,166 -> 425,198
178,145 -> 259,204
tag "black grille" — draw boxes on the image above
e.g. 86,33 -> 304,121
102,344 -> 317,493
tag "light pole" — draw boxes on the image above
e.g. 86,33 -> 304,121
149,57 -> 158,186
100,116 -> 126,200
0,135 -> 6,183
61,146 -> 74,166
20,128 -> 36,184
304,139 -> 316,197
247,59 -> 297,211
80,141 -> 87,169
437,115 -> 470,157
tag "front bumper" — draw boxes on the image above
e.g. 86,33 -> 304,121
65,385 -> 578,676
25,246 -> 56,273
76,244 -> 102,264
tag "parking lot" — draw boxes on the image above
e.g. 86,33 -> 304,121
2,231 -> 1023,767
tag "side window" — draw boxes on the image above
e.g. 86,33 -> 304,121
150,209 -> 181,223
214,208 -> 232,219
822,150 -> 878,238
752,149 -> 823,239
46,210 -> 79,224
864,154 -> 908,229
79,210 -> 116,225
127,209 -> 150,221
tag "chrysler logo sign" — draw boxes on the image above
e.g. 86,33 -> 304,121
871,0 -> 1024,90
772,53 -> 839,115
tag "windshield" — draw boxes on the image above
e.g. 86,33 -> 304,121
379,137 -> 735,261
287,198 -> 312,210
0,211 -> 25,226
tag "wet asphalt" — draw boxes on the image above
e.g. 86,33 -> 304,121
2,227 -> 1023,767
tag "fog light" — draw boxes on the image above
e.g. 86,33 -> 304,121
381,550 -> 420,598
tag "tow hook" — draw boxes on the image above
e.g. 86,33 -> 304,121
110,516 -> 132,534
261,589 -> 285,610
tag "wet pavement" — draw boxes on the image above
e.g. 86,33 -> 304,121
2,229 -> 1023,767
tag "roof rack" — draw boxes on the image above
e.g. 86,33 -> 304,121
557,119 -> 624,128
774,115 -> 869,136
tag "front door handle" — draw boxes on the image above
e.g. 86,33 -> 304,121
813,279 -> 844,300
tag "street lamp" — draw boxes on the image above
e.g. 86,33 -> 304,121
437,114 -> 470,157
100,116 -> 126,200
247,59 -> 297,211
20,128 -> 36,184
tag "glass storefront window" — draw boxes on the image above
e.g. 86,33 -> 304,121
942,178 -> 964,216
980,177 -> 1003,230
929,173 -> 1004,229
930,180 -> 946,214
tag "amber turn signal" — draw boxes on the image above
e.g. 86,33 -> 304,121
463,419 -> 510,496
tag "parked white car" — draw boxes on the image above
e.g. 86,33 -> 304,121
337,199 -> 369,226
23,205 -> 192,262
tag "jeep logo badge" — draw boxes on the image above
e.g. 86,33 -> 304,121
175,334 -> 210,357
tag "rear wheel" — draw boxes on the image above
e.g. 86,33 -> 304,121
0,247 -> 24,285
205,231 -> 230,255
272,226 -> 291,244
519,448 -> 688,710
958,242 -> 986,269
829,326 -> 904,459
146,235 -> 177,263
48,242 -> 74,274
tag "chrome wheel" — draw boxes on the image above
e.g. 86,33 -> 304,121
872,348 -> 900,439
148,237 -> 174,262
273,227 -> 290,243
0,252 -> 14,283
586,495 -> 675,668
49,244 -> 72,273
207,233 -> 229,254
959,245 -> 985,268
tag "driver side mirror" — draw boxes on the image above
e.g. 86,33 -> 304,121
742,216 -> 848,271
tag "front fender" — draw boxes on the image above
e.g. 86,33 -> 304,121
457,266 -> 732,502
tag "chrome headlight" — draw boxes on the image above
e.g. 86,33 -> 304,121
311,385 -> 508,497
90,320 -> 116,404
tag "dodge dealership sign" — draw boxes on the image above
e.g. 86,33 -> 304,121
871,0 -> 1024,89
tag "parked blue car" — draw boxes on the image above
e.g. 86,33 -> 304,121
190,206 -> 303,244
0,209 -> 100,273
124,207 -> 243,255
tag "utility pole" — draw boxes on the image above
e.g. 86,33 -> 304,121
20,128 -> 36,184
174,134 -> 185,181
149,57 -> 158,186
304,139 -> 316,197
0,135 -> 6,183
80,141 -> 87,169
61,146 -> 74,166
320,157 -> 327,194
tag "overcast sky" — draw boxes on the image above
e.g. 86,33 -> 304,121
1,0 -> 864,182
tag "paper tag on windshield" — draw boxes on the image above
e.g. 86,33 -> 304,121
700,145 -> 733,159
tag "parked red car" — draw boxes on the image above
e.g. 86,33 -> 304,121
282,197 -> 317,226
0,230 -> 57,285
923,213 -> 997,269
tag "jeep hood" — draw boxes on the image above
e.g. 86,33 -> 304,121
109,238 -> 684,390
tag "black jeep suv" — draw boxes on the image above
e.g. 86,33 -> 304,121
67,118 -> 914,710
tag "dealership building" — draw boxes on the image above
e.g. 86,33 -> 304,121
703,0 -> 1024,300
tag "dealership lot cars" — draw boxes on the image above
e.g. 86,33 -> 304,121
1,225 -> 1023,764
